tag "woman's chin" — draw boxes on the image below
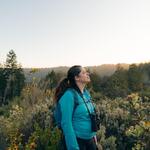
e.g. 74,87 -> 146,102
87,79 -> 91,83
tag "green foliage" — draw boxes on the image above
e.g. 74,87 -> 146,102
43,70 -> 64,90
0,62 -> 150,149
0,83 -> 149,150
0,50 -> 25,105
97,126 -> 117,149
95,93 -> 150,149
0,68 -> 7,104
92,63 -> 150,99
25,124 -> 62,150
0,80 -> 63,150
5,50 -> 17,68
128,64 -> 143,92
88,72 -> 102,92
102,67 -> 129,98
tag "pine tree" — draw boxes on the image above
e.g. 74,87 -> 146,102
3,50 -> 25,104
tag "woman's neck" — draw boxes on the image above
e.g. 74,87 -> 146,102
76,82 -> 85,93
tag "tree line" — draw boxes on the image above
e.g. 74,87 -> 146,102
0,50 -> 150,106
42,62 -> 150,100
88,63 -> 150,100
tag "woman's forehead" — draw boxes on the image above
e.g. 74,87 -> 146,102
80,67 -> 87,72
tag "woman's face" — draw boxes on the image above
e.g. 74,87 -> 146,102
75,67 -> 90,84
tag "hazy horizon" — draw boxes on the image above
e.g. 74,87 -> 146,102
20,61 -> 149,69
0,0 -> 150,68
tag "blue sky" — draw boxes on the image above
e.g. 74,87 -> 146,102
0,0 -> 150,68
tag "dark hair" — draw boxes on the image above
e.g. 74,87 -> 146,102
54,65 -> 82,103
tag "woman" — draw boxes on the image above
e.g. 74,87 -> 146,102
54,65 -> 98,150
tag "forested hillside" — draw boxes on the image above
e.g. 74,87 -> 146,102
0,50 -> 150,150
23,64 -> 129,83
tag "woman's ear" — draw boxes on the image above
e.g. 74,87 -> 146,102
75,75 -> 80,82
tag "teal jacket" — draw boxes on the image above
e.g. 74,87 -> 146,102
58,88 -> 96,150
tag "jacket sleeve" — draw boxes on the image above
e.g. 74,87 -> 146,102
59,90 -> 79,150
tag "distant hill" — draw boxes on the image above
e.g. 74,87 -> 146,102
87,63 -> 129,76
23,64 -> 129,82
23,66 -> 68,82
